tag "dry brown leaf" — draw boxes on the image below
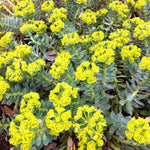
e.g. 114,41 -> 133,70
0,105 -> 14,117
145,117 -> 150,123
67,136 -> 76,150
45,51 -> 57,62
44,142 -> 57,150
102,136 -> 110,150
0,131 -> 10,150
68,136 -> 73,147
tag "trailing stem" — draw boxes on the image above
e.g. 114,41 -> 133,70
112,135 -> 150,147
144,39 -> 149,56
125,77 -> 148,102
110,142 -> 121,150
40,73 -> 55,85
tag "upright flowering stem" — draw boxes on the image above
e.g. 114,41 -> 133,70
105,20 -> 113,36
40,73 -> 56,85
102,63 -> 106,82
74,5 -> 81,25
30,36 -> 39,45
31,51 -> 39,58
88,26 -> 91,35
73,46 -> 80,60
100,63 -> 106,88
144,39 -> 149,56
65,71 -> 76,87
89,87 -> 96,101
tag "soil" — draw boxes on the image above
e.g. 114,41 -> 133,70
0,102 -> 11,150
0,131 -> 10,150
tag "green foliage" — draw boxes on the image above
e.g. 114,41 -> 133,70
0,16 -> 22,34
0,0 -> 150,150
107,112 -> 131,139
0,113 -> 11,134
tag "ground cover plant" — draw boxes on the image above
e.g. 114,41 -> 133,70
0,0 -> 150,149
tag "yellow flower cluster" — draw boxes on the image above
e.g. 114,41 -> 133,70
127,0 -> 148,9
48,8 -> 67,22
48,8 -> 67,32
62,32 -> 80,46
41,0 -> 54,12
135,0 -> 148,9
0,52 -> 12,68
50,51 -> 72,79
0,32 -> 14,48
0,76 -> 9,100
16,112 -> 39,131
125,117 -> 150,144
47,82 -> 77,136
61,31 -> 104,45
133,21 -> 150,40
75,61 -> 99,84
45,107 -> 72,136
49,82 -> 78,107
9,93 -> 41,150
139,56 -> 150,71
6,57 -> 45,81
90,41 -> 115,64
14,44 -> 32,58
80,35 -> 92,43
79,10 -> 97,25
127,0 -> 136,6
0,44 -> 31,68
20,92 -> 41,113
74,105 -> 106,150
121,45 -> 141,63
92,31 -> 104,42
76,0 -> 87,5
90,40 -> 117,51
12,0 -> 35,16
96,8 -> 108,16
109,29 -> 130,47
20,20 -> 47,34
92,49 -> 114,65
123,17 -> 145,29
6,58 -> 23,82
9,120 -> 35,150
25,59 -> 46,75
109,1 -> 129,21
127,0 -> 135,7
50,20 -> 64,32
